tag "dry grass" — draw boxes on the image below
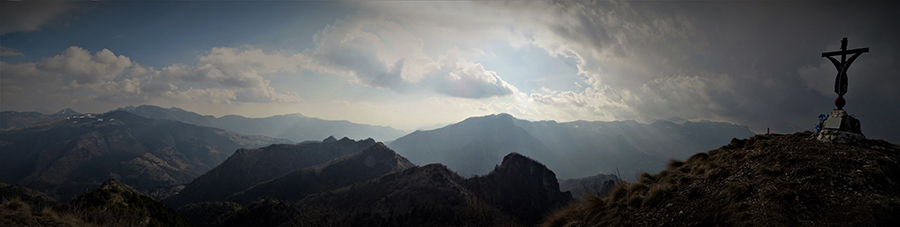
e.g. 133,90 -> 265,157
0,197 -> 97,227
542,132 -> 900,227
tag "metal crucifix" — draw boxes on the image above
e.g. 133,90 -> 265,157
821,38 -> 868,109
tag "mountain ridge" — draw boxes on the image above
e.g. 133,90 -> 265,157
225,142 -> 415,204
0,111 -> 289,201
118,105 -> 406,142
165,137 -> 377,207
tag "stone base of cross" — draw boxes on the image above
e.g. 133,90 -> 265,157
816,109 -> 865,143
815,38 -> 868,144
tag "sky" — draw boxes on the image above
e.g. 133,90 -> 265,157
1,0 -> 898,142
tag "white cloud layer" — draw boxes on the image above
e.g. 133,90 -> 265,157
307,15 -> 518,98
1,47 -> 302,104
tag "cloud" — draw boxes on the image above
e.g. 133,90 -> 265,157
1,46 -> 302,104
308,17 -> 421,91
0,61 -> 59,89
36,46 -> 133,87
493,0 -> 897,143
306,15 -> 518,98
1,1 -> 74,34
798,62 -> 837,96
0,46 -> 25,57
426,50 -> 518,98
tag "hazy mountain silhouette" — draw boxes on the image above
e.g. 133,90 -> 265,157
389,113 -> 562,177
1,108 -> 81,131
118,105 -> 406,142
0,111 -> 288,201
544,132 -> 900,226
226,142 -> 415,205
389,113 -> 754,179
166,137 -> 376,207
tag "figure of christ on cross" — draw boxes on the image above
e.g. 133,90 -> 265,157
821,38 -> 869,109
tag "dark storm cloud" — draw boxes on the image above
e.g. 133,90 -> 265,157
0,1 -> 74,35
669,1 -> 899,142
495,1 -> 897,142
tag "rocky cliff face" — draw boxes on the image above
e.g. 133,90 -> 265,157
166,137 -> 376,207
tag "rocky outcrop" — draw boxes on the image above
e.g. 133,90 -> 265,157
465,153 -> 573,225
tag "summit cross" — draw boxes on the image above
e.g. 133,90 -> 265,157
821,37 -> 869,109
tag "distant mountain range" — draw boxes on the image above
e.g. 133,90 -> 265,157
117,105 -> 407,142
389,113 -> 755,179
1,108 -> 81,131
0,111 -> 289,201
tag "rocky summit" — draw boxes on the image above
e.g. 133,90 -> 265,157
543,132 -> 900,227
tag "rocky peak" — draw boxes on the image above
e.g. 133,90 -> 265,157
465,152 -> 572,226
312,142 -> 414,173
359,142 -> 402,159
494,153 -> 568,198
51,108 -> 79,116
323,136 -> 337,143
496,153 -> 557,183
